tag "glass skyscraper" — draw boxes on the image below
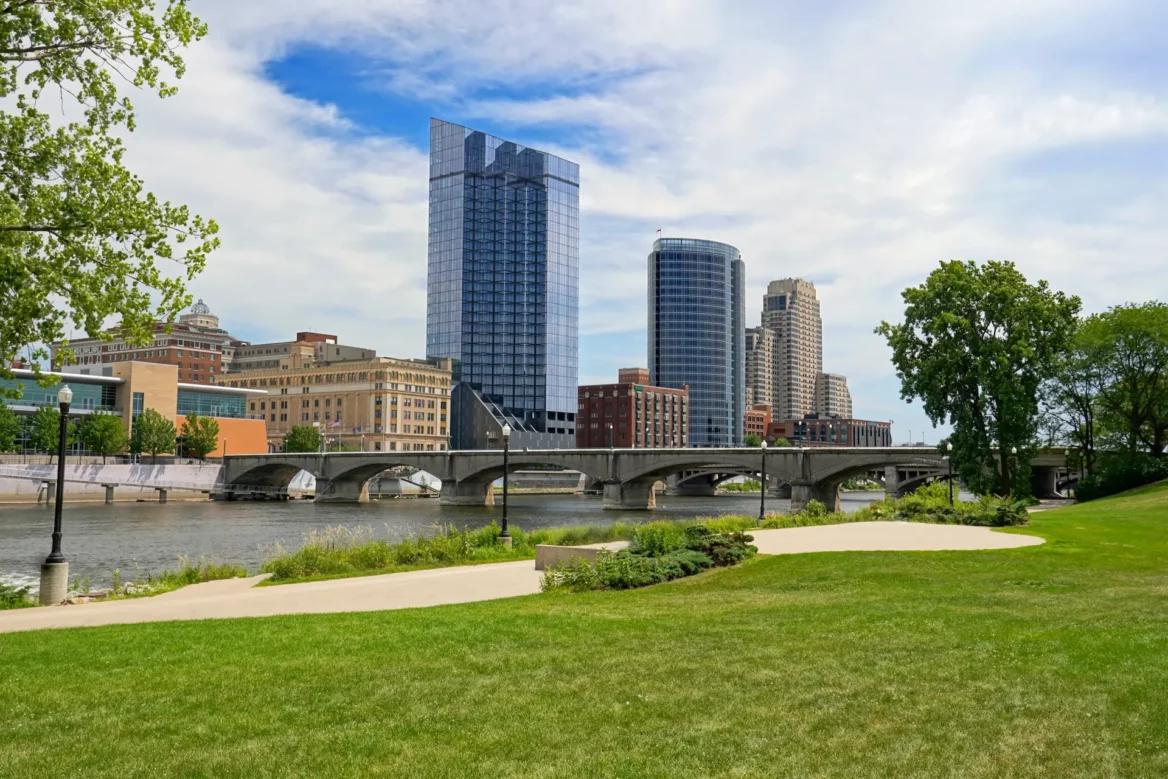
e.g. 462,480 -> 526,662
426,118 -> 580,449
648,237 -> 745,447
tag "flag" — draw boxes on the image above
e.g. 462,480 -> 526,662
328,418 -> 341,429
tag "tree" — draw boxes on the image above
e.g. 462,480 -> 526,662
28,404 -> 75,460
132,408 -> 175,464
1081,303 -> 1168,457
79,410 -> 128,463
1041,326 -> 1109,475
876,260 -> 1080,495
283,425 -> 321,453
180,413 -> 218,459
0,400 -> 19,451
0,1 -> 218,387
771,437 -> 792,447
744,433 -> 762,447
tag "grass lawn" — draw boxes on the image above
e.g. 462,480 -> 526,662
2,484 -> 1167,777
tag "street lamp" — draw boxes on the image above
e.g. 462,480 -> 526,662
946,442 -> 954,506
500,423 -> 512,544
607,422 -> 614,450
759,439 -> 768,522
1010,446 -> 1018,495
39,384 -> 73,605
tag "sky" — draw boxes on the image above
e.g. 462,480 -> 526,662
99,0 -> 1168,445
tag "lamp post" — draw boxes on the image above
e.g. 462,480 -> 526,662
39,384 -> 73,605
500,423 -> 512,545
1010,445 -> 1018,495
607,422 -> 613,450
946,442 -> 954,506
758,439 -> 768,522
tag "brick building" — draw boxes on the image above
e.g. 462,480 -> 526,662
744,403 -> 772,441
577,370 -> 689,448
768,414 -> 892,447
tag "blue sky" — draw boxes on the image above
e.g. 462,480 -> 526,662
109,0 -> 1168,445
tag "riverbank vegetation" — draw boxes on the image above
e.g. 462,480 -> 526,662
762,482 -> 1029,529
3,481 -> 1167,776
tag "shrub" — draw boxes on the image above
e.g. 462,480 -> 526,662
0,581 -> 34,609
540,556 -> 601,593
801,499 -> 828,517
663,549 -> 714,576
1077,453 -> 1168,502
629,522 -> 685,557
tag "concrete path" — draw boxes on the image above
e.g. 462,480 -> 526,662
0,522 -> 1042,634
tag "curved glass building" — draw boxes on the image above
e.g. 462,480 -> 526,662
648,237 -> 745,447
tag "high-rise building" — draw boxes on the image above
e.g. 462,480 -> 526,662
745,326 -> 774,408
648,237 -> 744,447
426,118 -> 580,449
762,279 -> 823,420
814,372 -> 852,418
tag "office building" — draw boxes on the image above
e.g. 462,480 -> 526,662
426,118 -> 579,449
223,356 -> 452,452
768,414 -> 892,447
762,279 -> 822,420
0,362 -> 268,456
577,372 -> 688,448
231,332 -> 375,374
744,403 -> 772,441
745,326 -> 774,408
50,300 -> 247,385
648,237 -> 744,447
814,372 -> 852,418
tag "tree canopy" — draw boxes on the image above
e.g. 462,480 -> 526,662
877,260 -> 1080,495
0,400 -> 18,450
132,408 -> 174,463
79,410 -> 127,462
179,412 -> 218,459
28,404 -> 75,458
0,0 -> 217,382
283,425 -> 321,453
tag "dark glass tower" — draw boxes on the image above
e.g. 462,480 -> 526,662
648,237 -> 745,447
426,118 -> 580,449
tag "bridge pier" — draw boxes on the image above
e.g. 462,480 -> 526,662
314,478 -> 370,504
440,480 -> 495,507
790,481 -> 842,513
1030,466 -> 1060,499
769,482 -> 792,499
602,480 -> 656,510
103,484 -> 115,504
665,473 -> 718,497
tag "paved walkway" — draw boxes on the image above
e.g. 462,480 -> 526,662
0,522 -> 1043,634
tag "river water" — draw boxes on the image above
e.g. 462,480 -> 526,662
0,491 -> 886,592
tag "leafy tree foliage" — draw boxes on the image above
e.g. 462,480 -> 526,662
0,400 -> 19,450
0,1 -> 218,386
877,260 -> 1080,495
283,425 -> 321,453
744,433 -> 762,447
771,437 -> 792,447
179,412 -> 218,459
79,410 -> 127,462
28,404 -> 75,459
132,408 -> 175,463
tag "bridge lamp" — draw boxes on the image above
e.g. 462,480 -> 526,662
945,442 -> 954,506
500,424 -> 512,541
1010,446 -> 1018,495
40,384 -> 73,605
759,439 -> 768,522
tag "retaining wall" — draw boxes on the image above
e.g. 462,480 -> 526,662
0,463 -> 223,504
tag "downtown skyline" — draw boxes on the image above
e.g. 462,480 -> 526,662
55,0 -> 1168,446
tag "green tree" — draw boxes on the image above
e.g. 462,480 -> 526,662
180,413 -> 218,459
1041,324 -> 1109,475
29,404 -> 76,460
79,410 -> 128,463
1081,303 -> 1168,457
876,260 -> 1080,495
0,1 -> 218,389
744,433 -> 762,447
772,437 -> 791,447
132,408 -> 175,464
283,425 -> 321,453
0,400 -> 19,451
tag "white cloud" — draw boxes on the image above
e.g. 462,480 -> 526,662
99,0 -> 1168,441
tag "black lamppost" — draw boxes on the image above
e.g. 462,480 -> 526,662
758,439 -> 768,522
39,384 -> 73,605
500,423 -> 512,542
607,422 -> 613,449
946,441 -> 954,506
1010,445 -> 1018,495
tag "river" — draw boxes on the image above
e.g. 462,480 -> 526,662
0,491 -> 886,592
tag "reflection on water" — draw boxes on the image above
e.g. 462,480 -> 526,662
0,491 -> 886,590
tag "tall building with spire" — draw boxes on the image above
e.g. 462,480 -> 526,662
762,278 -> 823,420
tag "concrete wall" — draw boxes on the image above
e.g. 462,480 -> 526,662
0,463 -> 222,503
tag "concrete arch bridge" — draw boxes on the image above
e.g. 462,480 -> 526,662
221,447 -> 1069,513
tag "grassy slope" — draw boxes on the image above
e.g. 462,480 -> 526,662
2,485 -> 1167,778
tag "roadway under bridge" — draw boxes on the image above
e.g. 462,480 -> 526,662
221,448 -> 1069,513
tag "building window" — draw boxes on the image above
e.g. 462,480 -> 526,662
131,392 -> 144,419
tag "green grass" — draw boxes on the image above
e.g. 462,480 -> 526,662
3,483 -> 1168,777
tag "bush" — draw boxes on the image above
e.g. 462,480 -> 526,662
629,522 -> 685,557
1,581 -> 34,609
801,499 -> 828,517
1077,453 -> 1168,502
